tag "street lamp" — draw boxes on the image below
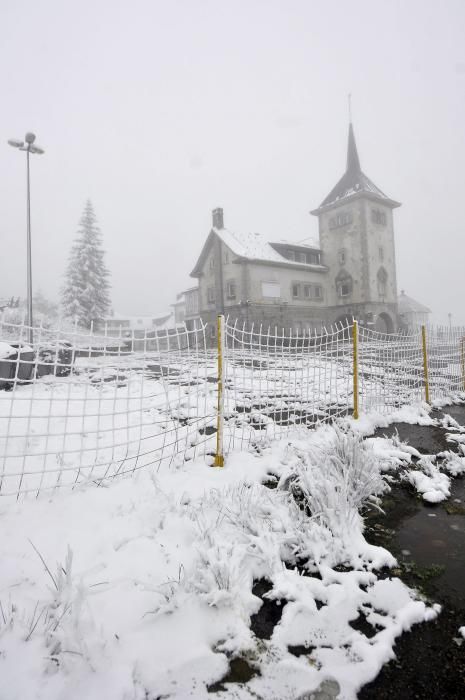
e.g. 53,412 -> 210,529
8,132 -> 45,345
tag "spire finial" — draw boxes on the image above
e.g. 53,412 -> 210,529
348,93 -> 352,123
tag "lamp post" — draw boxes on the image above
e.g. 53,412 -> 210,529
8,132 -> 45,345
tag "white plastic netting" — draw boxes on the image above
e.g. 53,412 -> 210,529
223,321 -> 353,451
1,317 -> 464,498
0,319 -> 217,497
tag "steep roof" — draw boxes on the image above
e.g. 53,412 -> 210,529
398,291 -> 431,315
214,227 -> 285,263
312,123 -> 401,213
190,226 -> 327,277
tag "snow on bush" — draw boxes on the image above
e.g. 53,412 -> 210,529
280,426 -> 388,540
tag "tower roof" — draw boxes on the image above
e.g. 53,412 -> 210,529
311,122 -> 401,214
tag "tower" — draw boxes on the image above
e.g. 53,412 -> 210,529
311,121 -> 400,332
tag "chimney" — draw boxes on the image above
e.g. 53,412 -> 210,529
212,207 -> 224,229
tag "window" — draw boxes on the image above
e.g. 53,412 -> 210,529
298,252 -> 307,263
336,273 -> 353,298
292,283 -> 301,298
338,249 -> 346,265
287,250 -> 295,261
209,257 -> 215,269
304,285 -> 311,298
377,267 -> 388,297
309,253 -> 320,265
207,287 -> 215,303
226,280 -> 236,299
224,251 -> 229,264
329,212 -> 352,229
371,209 -> 387,226
261,282 -> 281,298
379,246 -> 384,262
314,285 -> 322,299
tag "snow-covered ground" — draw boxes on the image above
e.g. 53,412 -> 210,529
3,405 -> 462,700
1,328 -> 465,698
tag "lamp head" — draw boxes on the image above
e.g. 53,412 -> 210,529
25,132 -> 36,144
8,139 -> 24,148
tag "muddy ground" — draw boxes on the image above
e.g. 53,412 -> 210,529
360,404 -> 465,699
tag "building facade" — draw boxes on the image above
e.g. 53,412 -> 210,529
189,123 -> 411,339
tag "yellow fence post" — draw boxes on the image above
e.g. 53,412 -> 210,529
421,325 -> 430,404
460,336 -> 465,392
214,314 -> 225,467
352,320 -> 359,419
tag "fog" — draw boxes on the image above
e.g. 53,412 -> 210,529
1,0 -> 464,324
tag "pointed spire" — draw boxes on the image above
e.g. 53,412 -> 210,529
311,107 -> 401,214
346,122 -> 361,174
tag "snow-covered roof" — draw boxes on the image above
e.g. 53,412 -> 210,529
191,227 -> 326,277
272,237 -> 320,250
398,292 -> 431,315
214,227 -> 286,263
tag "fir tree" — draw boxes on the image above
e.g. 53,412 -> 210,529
61,201 -> 111,328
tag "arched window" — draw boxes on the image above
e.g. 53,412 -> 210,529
336,270 -> 353,298
377,267 -> 388,297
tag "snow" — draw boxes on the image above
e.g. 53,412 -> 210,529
459,626 -> 465,639
213,227 -> 326,269
0,341 -> 16,359
0,423 -> 442,700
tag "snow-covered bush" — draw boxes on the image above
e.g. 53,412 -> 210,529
285,426 -> 388,537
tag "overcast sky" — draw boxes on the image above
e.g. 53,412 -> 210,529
1,0 -> 464,323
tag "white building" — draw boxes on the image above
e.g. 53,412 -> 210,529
398,290 -> 431,329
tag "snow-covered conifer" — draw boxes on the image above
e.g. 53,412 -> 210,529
61,201 -> 111,328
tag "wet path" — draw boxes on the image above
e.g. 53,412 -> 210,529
360,405 -> 465,699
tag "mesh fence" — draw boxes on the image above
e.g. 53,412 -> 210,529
0,319 -> 217,497
0,317 -> 464,498
223,321 -> 354,451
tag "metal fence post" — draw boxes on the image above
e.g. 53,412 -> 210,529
352,320 -> 359,419
421,325 -> 430,404
214,314 -> 225,467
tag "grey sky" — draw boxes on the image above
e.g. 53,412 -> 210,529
1,0 -> 464,323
